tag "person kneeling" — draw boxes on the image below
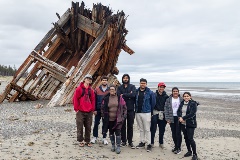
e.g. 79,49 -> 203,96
101,85 -> 127,154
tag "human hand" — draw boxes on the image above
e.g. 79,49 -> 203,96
93,111 -> 97,115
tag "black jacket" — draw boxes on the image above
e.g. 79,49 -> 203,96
177,100 -> 198,128
154,90 -> 169,111
117,74 -> 136,111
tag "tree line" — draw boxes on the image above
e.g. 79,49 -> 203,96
0,65 -> 17,76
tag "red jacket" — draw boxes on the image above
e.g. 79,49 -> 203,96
73,82 -> 95,112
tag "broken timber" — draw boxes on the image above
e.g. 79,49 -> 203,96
0,1 -> 134,106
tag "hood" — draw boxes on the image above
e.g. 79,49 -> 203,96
122,74 -> 130,84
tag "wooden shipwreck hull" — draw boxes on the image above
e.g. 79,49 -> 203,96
0,2 -> 134,107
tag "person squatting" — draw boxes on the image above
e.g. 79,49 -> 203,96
73,74 -> 199,160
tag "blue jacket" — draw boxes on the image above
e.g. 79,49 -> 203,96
135,87 -> 156,114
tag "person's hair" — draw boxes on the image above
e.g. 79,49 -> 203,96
109,84 -> 117,90
172,87 -> 179,93
140,78 -> 147,83
183,92 -> 191,97
101,76 -> 108,81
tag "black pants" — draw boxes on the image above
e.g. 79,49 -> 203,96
109,121 -> 120,136
121,110 -> 134,144
93,111 -> 106,138
150,114 -> 167,144
170,116 -> 182,149
181,125 -> 197,155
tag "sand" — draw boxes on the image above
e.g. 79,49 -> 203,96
0,79 -> 240,160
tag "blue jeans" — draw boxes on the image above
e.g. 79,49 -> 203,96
93,111 -> 106,138
150,114 -> 167,144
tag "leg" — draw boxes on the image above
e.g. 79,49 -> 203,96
142,113 -> 151,145
175,117 -> 182,150
109,121 -> 115,152
170,123 -> 177,149
150,114 -> 158,145
93,111 -> 101,138
115,129 -> 121,154
127,111 -> 134,144
158,118 -> 167,145
121,117 -> 127,144
83,112 -> 93,143
181,125 -> 191,152
76,111 -> 84,142
187,128 -> 197,155
136,113 -> 144,143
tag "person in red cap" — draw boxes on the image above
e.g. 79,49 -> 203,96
150,82 -> 169,149
73,74 -> 95,147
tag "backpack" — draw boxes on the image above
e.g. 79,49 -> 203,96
81,87 -> 92,98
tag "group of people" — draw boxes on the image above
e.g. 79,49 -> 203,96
73,74 -> 199,160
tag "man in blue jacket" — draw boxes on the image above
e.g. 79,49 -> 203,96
135,78 -> 156,152
117,74 -> 136,148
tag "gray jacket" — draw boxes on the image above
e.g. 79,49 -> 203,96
164,95 -> 183,123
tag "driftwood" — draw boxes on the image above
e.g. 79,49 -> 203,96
0,1 -> 134,106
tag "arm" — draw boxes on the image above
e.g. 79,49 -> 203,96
122,85 -> 136,98
164,99 -> 170,121
117,86 -> 122,96
150,91 -> 156,115
94,90 -> 98,111
177,103 -> 183,117
182,102 -> 197,120
90,89 -> 96,112
73,87 -> 81,112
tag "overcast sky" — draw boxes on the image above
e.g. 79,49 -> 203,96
0,0 -> 240,82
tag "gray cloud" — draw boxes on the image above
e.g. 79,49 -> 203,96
0,0 -> 240,81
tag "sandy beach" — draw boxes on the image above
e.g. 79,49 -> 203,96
0,79 -> 240,160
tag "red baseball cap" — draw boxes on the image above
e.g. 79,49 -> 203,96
158,82 -> 166,87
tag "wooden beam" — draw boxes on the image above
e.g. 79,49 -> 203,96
77,14 -> 101,37
122,43 -> 134,55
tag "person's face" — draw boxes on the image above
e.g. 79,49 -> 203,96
84,78 -> 92,85
123,76 -> 129,83
101,79 -> 108,86
183,94 -> 191,102
172,89 -> 179,98
158,86 -> 165,93
140,81 -> 147,90
109,87 -> 116,95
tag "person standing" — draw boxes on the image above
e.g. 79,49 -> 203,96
135,78 -> 156,152
102,85 -> 127,154
73,74 -> 95,147
117,74 -> 136,148
164,87 -> 183,154
91,76 -> 110,145
178,92 -> 199,160
150,82 -> 169,148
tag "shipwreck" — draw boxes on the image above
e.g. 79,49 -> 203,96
0,1 -> 134,107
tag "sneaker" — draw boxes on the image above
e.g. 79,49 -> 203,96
102,138 -> 108,145
174,148 -> 181,154
121,142 -> 127,147
192,154 -> 198,160
90,137 -> 97,144
147,144 -> 152,152
172,148 -> 177,152
129,143 -> 135,149
184,151 -> 192,157
159,144 -> 165,149
136,142 -> 145,149
151,144 -> 155,148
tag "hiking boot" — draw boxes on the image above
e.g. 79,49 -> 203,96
90,137 -> 97,144
116,136 -> 121,154
184,151 -> 192,157
129,143 -> 135,149
110,135 -> 115,152
159,144 -> 165,149
172,147 -> 177,152
192,154 -> 198,160
136,142 -> 145,149
174,148 -> 181,154
102,138 -> 108,145
147,144 -> 152,152
121,142 -> 127,147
